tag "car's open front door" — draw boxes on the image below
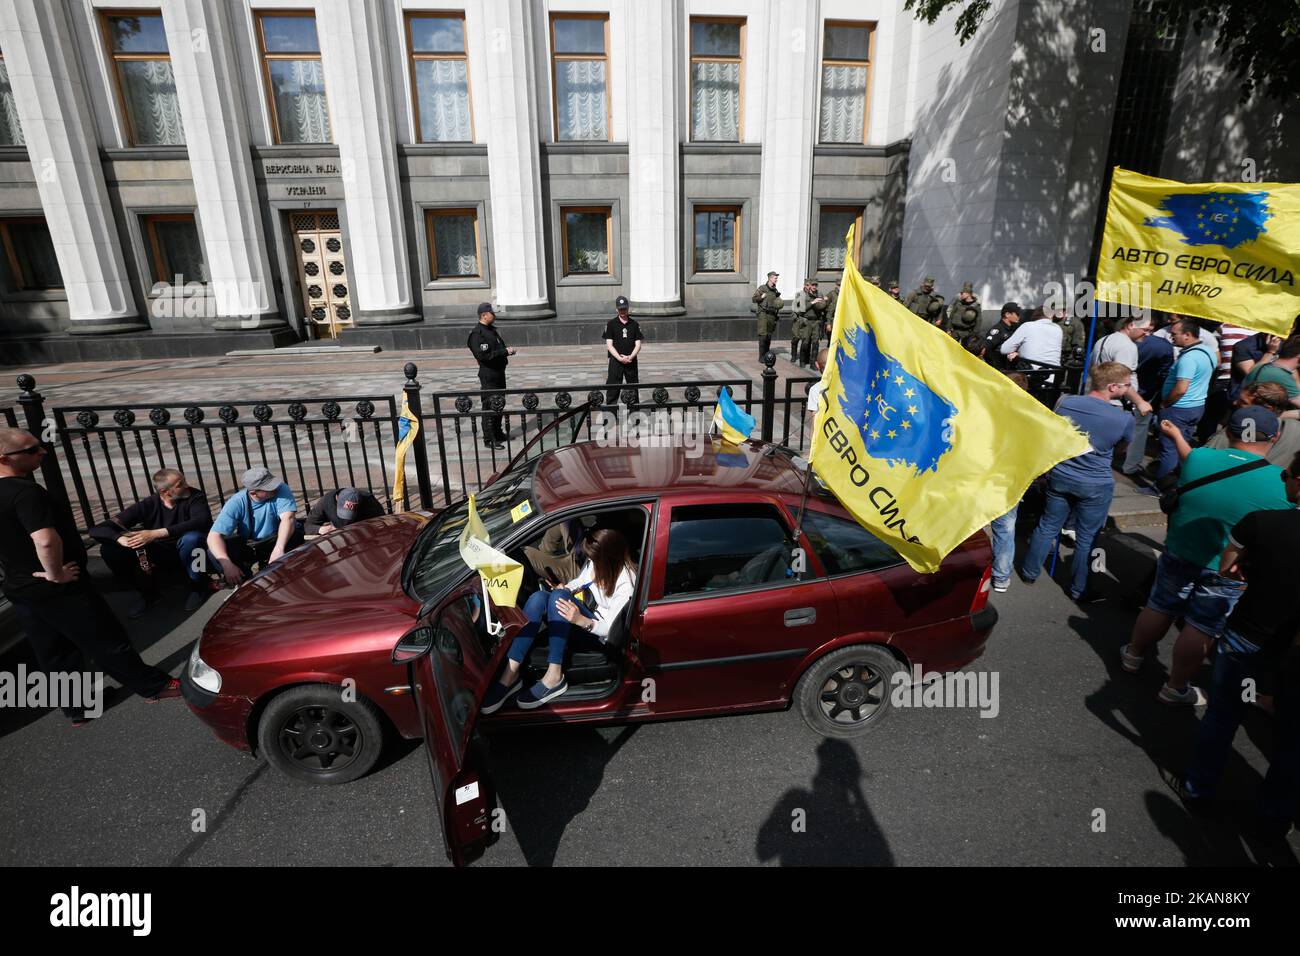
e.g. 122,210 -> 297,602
395,579 -> 524,865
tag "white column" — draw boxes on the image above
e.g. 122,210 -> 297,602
0,0 -> 142,332
756,0 -> 820,290
626,0 -> 682,314
477,0 -> 552,317
163,0 -> 281,329
316,0 -> 419,324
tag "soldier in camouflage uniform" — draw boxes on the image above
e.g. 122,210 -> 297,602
1056,306 -> 1089,365
791,278 -> 830,367
944,281 -> 982,340
887,279 -> 901,301
751,271 -> 784,360
904,276 -> 945,325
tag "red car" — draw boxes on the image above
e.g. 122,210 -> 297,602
183,425 -> 996,864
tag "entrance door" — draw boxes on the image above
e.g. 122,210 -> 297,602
291,211 -> 351,340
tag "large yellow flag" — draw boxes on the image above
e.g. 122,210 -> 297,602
810,229 -> 1090,573
458,495 -> 523,608
1096,167 -> 1300,336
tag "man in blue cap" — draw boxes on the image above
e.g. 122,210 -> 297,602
467,301 -> 515,449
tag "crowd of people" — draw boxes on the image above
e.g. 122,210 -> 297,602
0,427 -> 381,726
986,309 -> 1300,844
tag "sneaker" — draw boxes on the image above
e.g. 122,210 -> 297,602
1158,683 -> 1206,707
1119,643 -> 1144,673
516,677 -> 568,710
1059,528 -> 1076,541
144,678 -> 182,702
1159,767 -> 1216,815
127,592 -> 161,620
481,678 -> 522,715
183,590 -> 208,613
69,713 -> 95,729
1072,590 -> 1106,605
992,580 -> 1009,593
1015,567 -> 1037,586
484,439 -> 504,450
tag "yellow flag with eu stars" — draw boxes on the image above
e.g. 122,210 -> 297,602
810,227 -> 1090,574
1096,167 -> 1300,336
458,494 -> 523,609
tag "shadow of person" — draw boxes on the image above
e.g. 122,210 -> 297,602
755,738 -> 894,866
486,723 -> 638,867
1143,790 -> 1254,866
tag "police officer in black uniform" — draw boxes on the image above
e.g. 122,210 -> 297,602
603,295 -> 643,404
982,301 -> 1021,371
467,301 -> 514,449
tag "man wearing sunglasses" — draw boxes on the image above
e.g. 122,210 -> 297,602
0,428 -> 180,726
89,468 -> 214,616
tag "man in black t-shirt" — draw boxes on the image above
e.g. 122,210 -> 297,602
982,302 -> 1021,371
0,427 -> 178,725
604,295 -> 643,405
467,302 -> 515,449
305,487 -> 384,537
1167,449 -> 1300,841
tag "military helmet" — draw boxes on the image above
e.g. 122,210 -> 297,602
961,281 -> 974,294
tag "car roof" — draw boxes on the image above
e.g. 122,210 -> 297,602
530,439 -> 807,510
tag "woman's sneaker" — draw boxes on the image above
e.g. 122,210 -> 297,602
517,678 -> 568,710
1119,643 -> 1144,674
481,679 -> 522,715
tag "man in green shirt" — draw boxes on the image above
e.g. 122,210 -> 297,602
1122,407 -> 1291,705
1240,334 -> 1300,405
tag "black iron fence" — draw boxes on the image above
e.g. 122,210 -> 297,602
7,353 -> 1084,531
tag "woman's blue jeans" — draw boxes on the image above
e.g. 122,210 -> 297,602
507,588 -> 594,667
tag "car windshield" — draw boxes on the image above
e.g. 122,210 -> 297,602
408,466 -> 541,602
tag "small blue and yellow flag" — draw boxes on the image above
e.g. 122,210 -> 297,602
811,227 -> 1090,574
712,387 -> 756,445
393,396 -> 419,508
458,494 -> 523,609
1096,167 -> 1300,336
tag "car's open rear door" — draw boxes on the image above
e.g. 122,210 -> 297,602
397,580 -> 524,865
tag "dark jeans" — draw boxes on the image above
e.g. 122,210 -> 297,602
1156,404 -> 1204,479
1186,639 -> 1300,830
1198,385 -> 1233,444
13,585 -> 172,713
1020,475 -> 1113,598
224,524 -> 305,577
507,588 -> 594,668
100,529 -> 213,594
478,366 -> 507,442
605,356 -> 639,405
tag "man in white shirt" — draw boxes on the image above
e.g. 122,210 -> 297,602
1000,306 -> 1064,374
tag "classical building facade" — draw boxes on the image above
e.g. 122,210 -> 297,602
0,0 -> 1293,362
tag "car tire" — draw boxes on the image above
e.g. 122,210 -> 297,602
794,645 -> 904,739
257,684 -> 387,785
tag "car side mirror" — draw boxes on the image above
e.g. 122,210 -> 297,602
392,625 -> 434,665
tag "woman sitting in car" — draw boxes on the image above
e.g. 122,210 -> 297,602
483,528 -> 636,712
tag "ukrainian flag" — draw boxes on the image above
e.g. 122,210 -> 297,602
810,227 -> 1089,573
712,387 -> 756,445
1096,167 -> 1300,336
392,396 -> 419,509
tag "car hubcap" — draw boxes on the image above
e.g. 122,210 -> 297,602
280,705 -> 360,772
819,663 -> 885,724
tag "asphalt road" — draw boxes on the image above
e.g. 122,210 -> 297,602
2,540 -> 1297,867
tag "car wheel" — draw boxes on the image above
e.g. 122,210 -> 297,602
256,684 -> 387,785
794,645 -> 904,738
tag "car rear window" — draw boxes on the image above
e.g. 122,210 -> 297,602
664,503 -> 793,597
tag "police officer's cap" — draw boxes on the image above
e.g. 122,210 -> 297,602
615,295 -> 630,310
477,301 -> 495,316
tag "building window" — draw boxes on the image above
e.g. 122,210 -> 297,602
101,12 -> 185,146
550,13 -> 609,141
257,13 -> 330,144
427,208 -> 480,278
406,13 -> 473,143
819,21 -> 873,144
0,218 -> 62,290
818,206 -> 864,271
692,205 -> 740,273
562,207 -> 612,275
0,50 -> 24,146
143,214 -> 207,285
689,18 -> 744,142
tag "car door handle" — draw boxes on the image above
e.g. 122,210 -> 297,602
784,607 -> 816,627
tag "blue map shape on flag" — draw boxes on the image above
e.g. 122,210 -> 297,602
1143,191 -> 1271,249
835,324 -> 957,473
